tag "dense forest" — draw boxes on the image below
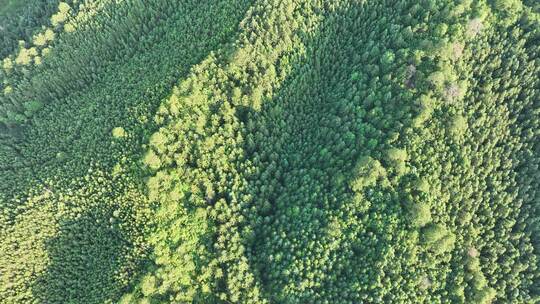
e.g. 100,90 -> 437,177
0,0 -> 538,303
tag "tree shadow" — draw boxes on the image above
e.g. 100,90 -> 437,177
31,209 -> 129,303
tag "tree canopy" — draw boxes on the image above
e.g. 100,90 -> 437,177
0,0 -> 538,303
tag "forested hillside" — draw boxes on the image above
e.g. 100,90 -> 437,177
0,0 -> 538,303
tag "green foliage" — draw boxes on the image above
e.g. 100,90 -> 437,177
112,126 -> 127,139
385,148 -> 408,177
350,156 -> 387,191
0,0 -> 254,302
449,114 -> 468,138
491,0 -> 524,25
143,150 -> 161,170
23,100 -> 43,117
408,202 -> 432,228
421,223 -> 456,254
140,274 -> 157,296
1,0 -> 538,303
51,2 -> 71,26
0,0 -> 61,59
0,170 -> 150,303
